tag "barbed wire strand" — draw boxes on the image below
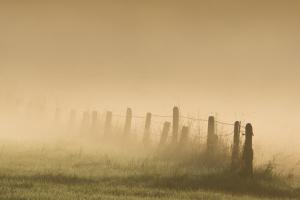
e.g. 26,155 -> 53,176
111,113 -> 242,129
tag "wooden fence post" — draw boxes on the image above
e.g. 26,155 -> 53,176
159,121 -> 171,146
242,123 -> 254,176
143,112 -> 152,145
231,121 -> 241,171
104,111 -> 112,136
91,110 -> 98,135
69,109 -> 77,130
37,97 -> 46,119
54,107 -> 61,124
179,126 -> 189,146
207,116 -> 217,154
172,106 -> 179,143
123,108 -> 132,136
80,110 -> 90,136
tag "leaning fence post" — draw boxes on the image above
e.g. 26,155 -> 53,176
242,123 -> 254,177
159,121 -> 171,146
143,112 -> 152,145
123,108 -> 132,136
231,121 -> 241,171
179,126 -> 189,146
104,111 -> 112,136
207,116 -> 216,154
172,106 -> 179,143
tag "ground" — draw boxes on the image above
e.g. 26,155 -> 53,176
0,139 -> 299,200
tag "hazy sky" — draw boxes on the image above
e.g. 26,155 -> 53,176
1,1 -> 300,149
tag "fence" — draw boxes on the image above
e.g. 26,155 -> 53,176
63,106 -> 253,176
0,97 -> 254,176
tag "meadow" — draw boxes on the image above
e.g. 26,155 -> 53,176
0,134 -> 299,200
0,104 -> 299,200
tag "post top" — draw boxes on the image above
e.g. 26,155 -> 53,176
245,123 -> 254,136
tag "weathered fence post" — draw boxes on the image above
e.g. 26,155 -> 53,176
36,97 -> 46,119
242,123 -> 254,177
54,107 -> 61,124
179,126 -> 189,146
91,110 -> 98,135
207,116 -> 218,154
80,110 -> 90,136
231,121 -> 241,171
159,121 -> 171,146
123,108 -> 132,136
69,109 -> 77,130
143,112 -> 152,145
172,106 -> 179,143
104,111 -> 112,136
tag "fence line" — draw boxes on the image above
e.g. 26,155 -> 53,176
3,100 -> 255,176
215,121 -> 235,126
108,112 -> 236,128
218,131 -> 234,137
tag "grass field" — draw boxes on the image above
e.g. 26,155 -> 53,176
0,137 -> 299,200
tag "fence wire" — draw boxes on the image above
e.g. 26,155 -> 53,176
110,112 -> 236,128
106,111 -> 241,143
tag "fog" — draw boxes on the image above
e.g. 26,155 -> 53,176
1,0 -> 300,170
